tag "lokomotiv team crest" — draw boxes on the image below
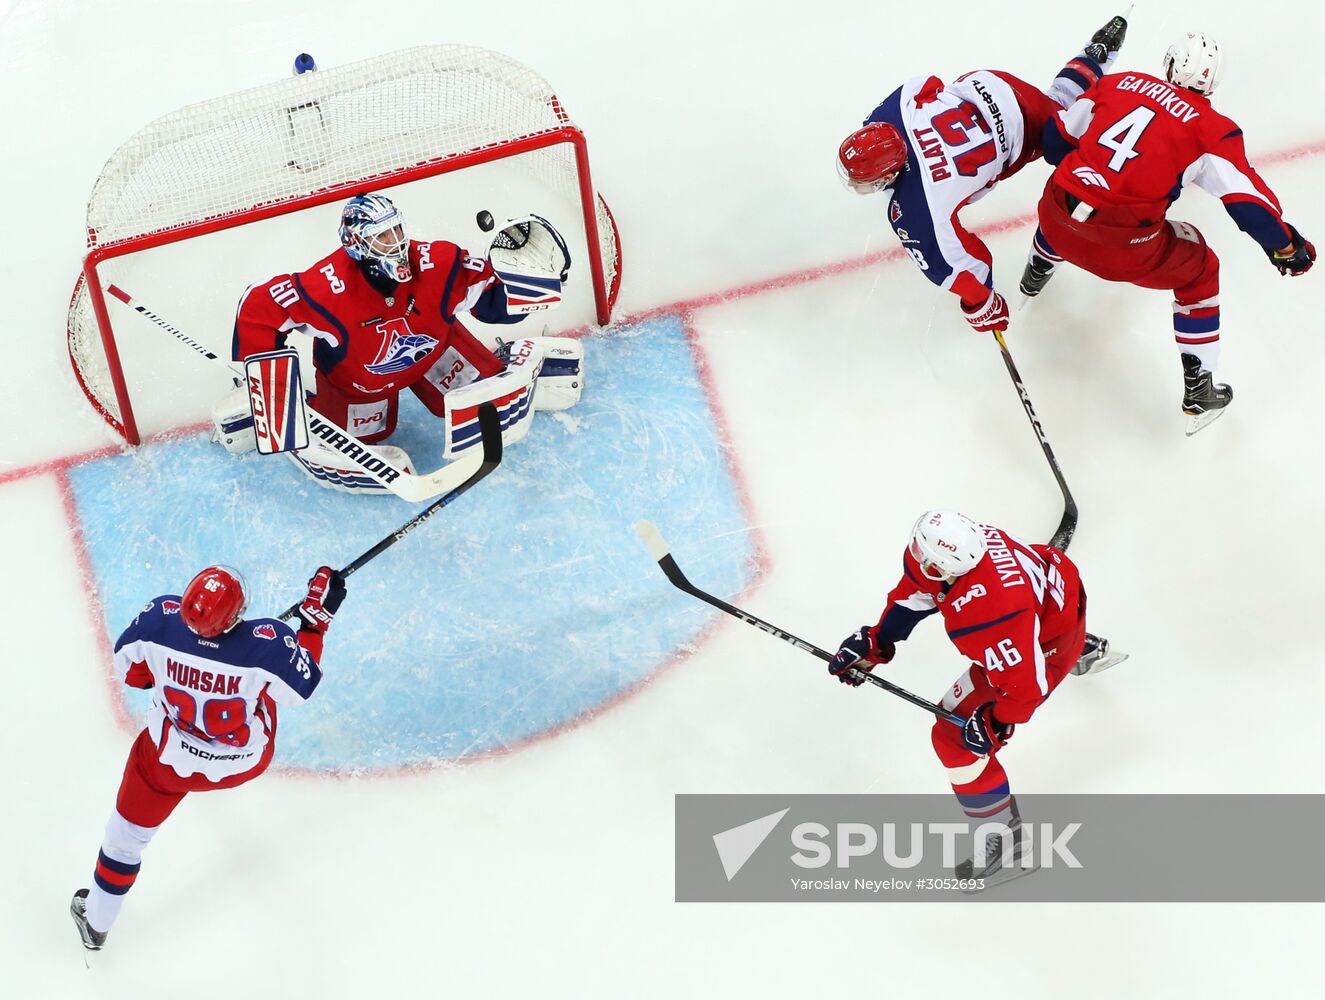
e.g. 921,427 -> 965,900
366,319 -> 438,375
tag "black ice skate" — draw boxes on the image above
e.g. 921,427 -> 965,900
955,799 -> 1040,893
70,889 -> 107,954
1085,14 -> 1129,63
1072,633 -> 1128,676
1181,353 -> 1233,435
1019,253 -> 1057,298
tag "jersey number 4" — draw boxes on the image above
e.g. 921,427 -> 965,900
163,687 -> 251,747
1098,107 -> 1157,172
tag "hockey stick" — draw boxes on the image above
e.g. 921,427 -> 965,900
107,284 -> 483,503
633,520 -> 963,727
991,329 -> 1078,550
277,401 -> 503,621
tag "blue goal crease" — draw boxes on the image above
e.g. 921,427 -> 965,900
68,315 -> 755,771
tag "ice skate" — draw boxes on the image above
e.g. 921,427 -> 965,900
1019,253 -> 1057,298
70,889 -> 107,955
956,800 -> 1040,893
1085,14 -> 1129,63
1181,353 -> 1233,435
1072,633 -> 1128,676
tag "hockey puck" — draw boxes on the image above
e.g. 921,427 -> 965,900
476,210 -> 494,232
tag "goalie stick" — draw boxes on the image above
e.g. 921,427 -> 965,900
991,329 -> 1078,551
107,284 -> 482,503
277,401 -> 503,621
633,520 -> 963,727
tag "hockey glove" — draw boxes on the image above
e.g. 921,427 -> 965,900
1267,227 -> 1315,277
961,702 -> 1015,756
297,566 -> 347,634
961,289 -> 1010,334
828,625 -> 896,686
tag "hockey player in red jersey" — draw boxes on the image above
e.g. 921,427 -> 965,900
227,193 -> 577,488
70,564 -> 346,952
827,511 -> 1124,883
1019,32 -> 1315,434
836,16 -> 1129,336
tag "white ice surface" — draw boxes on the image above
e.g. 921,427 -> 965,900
2,0 -> 1323,996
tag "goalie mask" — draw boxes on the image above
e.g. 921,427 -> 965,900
181,565 -> 250,638
340,194 -> 412,283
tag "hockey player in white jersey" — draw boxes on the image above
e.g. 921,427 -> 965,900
70,564 -> 346,952
837,15 -> 1129,334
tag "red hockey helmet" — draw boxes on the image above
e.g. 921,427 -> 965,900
837,123 -> 907,194
181,566 -> 249,638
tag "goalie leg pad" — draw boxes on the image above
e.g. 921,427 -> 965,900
244,348 -> 310,454
212,386 -> 257,454
531,336 -> 584,411
443,338 -> 544,458
286,441 -> 415,495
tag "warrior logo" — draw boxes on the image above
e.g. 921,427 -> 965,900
253,624 -> 278,640
162,600 -> 181,614
366,318 -> 437,376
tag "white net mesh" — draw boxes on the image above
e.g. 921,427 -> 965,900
69,44 -> 619,439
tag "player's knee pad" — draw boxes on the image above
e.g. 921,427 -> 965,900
103,810 -> 158,864
285,442 -> 414,495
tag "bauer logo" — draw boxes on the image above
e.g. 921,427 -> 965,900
675,794 -> 1325,903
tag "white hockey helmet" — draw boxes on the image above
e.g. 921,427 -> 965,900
1164,32 -> 1223,96
908,510 -> 987,583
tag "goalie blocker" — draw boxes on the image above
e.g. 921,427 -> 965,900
212,336 -> 584,493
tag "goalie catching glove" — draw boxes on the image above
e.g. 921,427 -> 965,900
488,215 -> 572,315
297,566 -> 347,634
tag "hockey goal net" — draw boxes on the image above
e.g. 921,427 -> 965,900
68,44 -> 622,445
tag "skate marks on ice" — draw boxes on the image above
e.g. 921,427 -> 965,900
66,316 -> 755,771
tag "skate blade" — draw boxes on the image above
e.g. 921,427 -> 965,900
1075,650 -> 1129,676
1185,407 -> 1228,436
960,861 -> 1041,894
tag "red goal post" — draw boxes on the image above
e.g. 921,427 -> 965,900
68,44 -> 622,446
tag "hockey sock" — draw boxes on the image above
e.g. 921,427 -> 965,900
1173,295 -> 1221,372
1028,230 -> 1063,274
85,811 -> 159,934
1048,51 -> 1110,109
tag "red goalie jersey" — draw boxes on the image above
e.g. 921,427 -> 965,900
233,240 -> 520,442
875,525 -> 1086,724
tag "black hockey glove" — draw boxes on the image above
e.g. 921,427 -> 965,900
828,625 -> 895,686
961,702 -> 1015,756
1266,226 -> 1315,277
297,566 -> 347,634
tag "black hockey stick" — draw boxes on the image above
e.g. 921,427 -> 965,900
991,329 -> 1078,550
278,402 -> 503,621
633,520 -> 963,727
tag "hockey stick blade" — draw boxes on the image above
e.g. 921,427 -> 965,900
278,403 -> 503,621
633,520 -> 963,726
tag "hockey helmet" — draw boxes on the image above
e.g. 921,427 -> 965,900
1164,32 -> 1223,95
181,566 -> 249,638
837,123 -> 907,195
908,511 -> 987,583
340,193 -> 412,283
